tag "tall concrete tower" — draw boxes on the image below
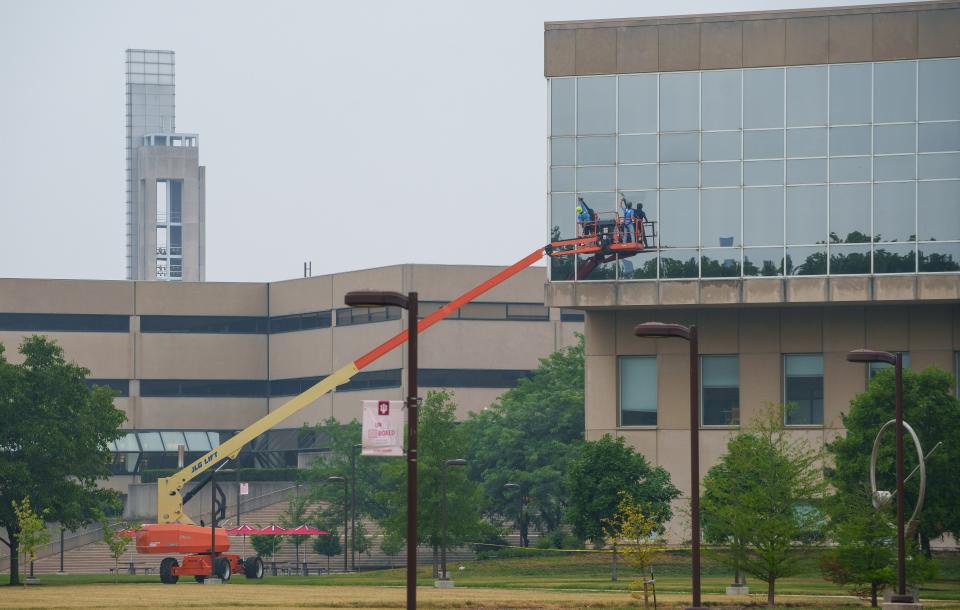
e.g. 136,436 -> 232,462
125,49 -> 205,281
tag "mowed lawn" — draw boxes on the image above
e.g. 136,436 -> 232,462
2,552 -> 958,608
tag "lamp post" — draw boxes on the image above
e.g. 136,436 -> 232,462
503,483 -> 524,547
345,290 -> 418,610
633,322 -> 705,610
440,459 -> 468,582
327,476 -> 349,573
847,349 -> 910,603
352,442 -> 362,571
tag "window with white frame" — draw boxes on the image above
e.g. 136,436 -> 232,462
702,355 -> 740,426
784,354 -> 824,426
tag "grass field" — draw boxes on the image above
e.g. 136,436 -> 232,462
2,553 -> 958,609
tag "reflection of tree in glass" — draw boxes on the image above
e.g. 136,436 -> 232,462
621,257 -> 658,280
830,231 -> 871,244
874,248 -> 916,273
550,226 -> 574,280
786,252 -> 827,275
919,251 -> 960,272
659,256 -> 698,279
743,256 -> 783,277
701,256 -> 741,278
580,256 -> 617,280
830,250 -> 870,274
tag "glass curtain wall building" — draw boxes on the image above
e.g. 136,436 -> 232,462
549,58 -> 960,281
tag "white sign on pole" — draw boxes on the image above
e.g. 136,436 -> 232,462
239,482 -> 249,496
362,400 -> 405,456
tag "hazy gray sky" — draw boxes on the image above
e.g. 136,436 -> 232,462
1,0 -> 890,282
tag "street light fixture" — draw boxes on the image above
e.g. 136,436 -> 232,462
327,476 -> 349,573
345,290 -> 418,610
351,443 -> 362,572
847,349 -> 912,603
633,321 -> 705,610
503,483 -> 524,547
440,459 -> 468,582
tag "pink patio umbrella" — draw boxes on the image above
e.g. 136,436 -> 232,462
254,524 -> 286,535
227,524 -> 258,556
284,524 -> 330,571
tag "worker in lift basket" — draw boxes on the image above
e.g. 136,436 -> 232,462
576,197 -> 594,236
619,193 -> 636,244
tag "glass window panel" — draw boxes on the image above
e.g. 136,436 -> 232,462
578,192 -> 617,216
207,432 -> 221,447
744,130 -> 784,159
551,193 -> 577,240
660,163 -> 699,188
619,74 -> 658,134
618,164 -> 657,190
831,244 -> 871,274
874,124 -> 916,154
160,431 -> 187,451
874,243 -> 917,273
919,242 -> 960,272
744,68 -> 784,128
660,249 -> 699,278
830,126 -> 871,156
660,133 -> 699,162
660,190 -> 698,247
784,354 -> 824,426
702,355 -> 740,425
619,357 -> 657,426
786,185 -> 828,245
830,63 -> 871,125
551,138 -> 575,166
919,58 -> 960,121
660,72 -> 699,132
551,254 -> 575,281
702,131 -> 741,161
787,246 -> 828,275
551,167 -> 574,192
701,70 -> 741,130
743,187 -> 784,246
577,136 -> 616,164
830,183 -> 871,243
919,122 -> 960,153
744,247 -> 784,276
874,182 -> 916,243
701,189 -> 740,247
184,431 -> 211,452
918,181 -> 960,241
787,128 -> 827,158
830,156 -> 871,182
576,166 -> 615,191
919,152 -> 960,179
138,431 -> 163,451
619,134 -> 657,163
701,249 -> 742,278
787,65 -> 828,127
620,251 -> 659,279
115,433 -> 140,452
622,190 -> 657,226
869,354 -> 911,379
744,160 -> 784,186
577,76 -> 616,135
875,61 -> 917,123
701,162 -> 741,187
576,254 -> 617,281
787,158 -> 828,184
875,155 -> 916,181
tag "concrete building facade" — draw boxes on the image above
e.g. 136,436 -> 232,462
0,264 -> 580,493
125,50 -> 206,281
544,1 -> 960,539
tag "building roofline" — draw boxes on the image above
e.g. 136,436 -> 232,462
544,1 -> 960,29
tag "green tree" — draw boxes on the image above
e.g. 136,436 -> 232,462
352,520 -> 371,557
820,488 -> 936,607
0,337 -> 126,585
826,366 -> 960,555
12,498 -> 49,584
250,530 -> 284,573
603,492 -> 664,608
566,434 -> 679,545
462,337 -> 585,545
101,521 -> 139,583
312,530 -> 342,572
279,491 -> 313,571
374,391 -> 487,564
380,529 -> 404,568
700,405 -> 826,608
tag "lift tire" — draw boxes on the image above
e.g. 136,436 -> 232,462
215,557 -> 232,581
244,556 -> 265,579
194,575 -> 206,583
159,557 -> 179,584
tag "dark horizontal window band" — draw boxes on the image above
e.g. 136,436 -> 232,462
141,379 -> 268,398
560,309 -> 585,322
87,379 -> 130,397
271,370 -> 402,396
0,313 -> 129,333
417,302 -> 551,322
421,368 -> 534,388
269,311 -> 332,334
141,315 -> 268,334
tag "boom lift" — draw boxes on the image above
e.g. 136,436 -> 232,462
138,223 -> 652,583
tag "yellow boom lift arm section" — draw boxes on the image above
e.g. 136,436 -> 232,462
156,246 -> 546,524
